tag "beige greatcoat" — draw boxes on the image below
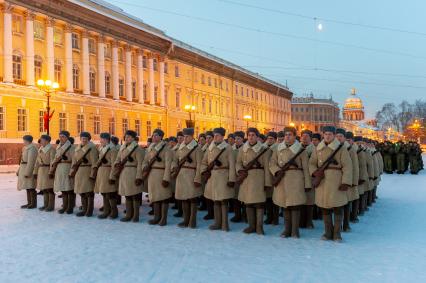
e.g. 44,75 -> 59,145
142,141 -> 173,202
33,144 -> 56,190
17,143 -> 37,191
51,140 -> 75,192
231,144 -> 243,199
264,143 -> 276,198
346,142 -> 360,201
236,141 -> 272,204
303,143 -> 316,205
172,139 -> 203,200
71,142 -> 98,194
201,141 -> 236,201
112,141 -> 145,197
94,143 -> 118,194
365,149 -> 375,191
269,141 -> 311,208
309,139 -> 352,209
356,146 -> 369,195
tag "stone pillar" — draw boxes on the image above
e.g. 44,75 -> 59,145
81,31 -> 90,95
97,35 -> 105,98
148,54 -> 155,104
125,45 -> 132,102
46,17 -> 55,81
24,10 -> 35,86
111,42 -> 119,100
159,59 -> 165,106
137,50 -> 144,103
3,3 -> 14,83
64,24 -> 73,92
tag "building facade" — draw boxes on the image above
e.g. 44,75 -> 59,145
0,0 -> 292,164
291,94 -> 340,133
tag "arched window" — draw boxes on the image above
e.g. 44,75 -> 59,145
72,64 -> 80,90
105,72 -> 111,95
34,55 -> 43,81
12,52 -> 22,80
89,67 -> 96,93
54,59 -> 62,84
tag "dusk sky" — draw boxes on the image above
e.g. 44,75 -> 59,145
105,0 -> 426,118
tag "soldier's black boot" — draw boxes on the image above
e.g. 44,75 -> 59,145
333,207 -> 343,242
109,193 -> 118,219
21,189 -> 31,209
343,203 -> 351,232
291,207 -> 301,238
149,202 -> 161,225
255,204 -> 265,235
358,194 -> 365,216
67,192 -> 75,214
58,191 -> 68,214
272,204 -> 279,225
281,208 -> 292,238
189,198 -> 198,228
221,200 -> 229,232
148,202 -> 154,215
46,189 -> 55,212
350,199 -> 359,223
76,193 -> 88,217
306,205 -> 314,229
243,205 -> 256,234
230,200 -> 242,223
178,200 -> 190,228
98,193 -> 111,219
203,199 -> 214,220
174,200 -> 183,217
158,201 -> 169,226
39,190 -> 49,211
312,205 -> 319,220
209,201 -> 222,230
132,194 -> 141,222
85,192 -> 94,217
321,209 -> 333,240
264,198 -> 273,225
120,196 -> 134,222
198,196 -> 207,211
299,205 -> 307,228
27,189 -> 37,209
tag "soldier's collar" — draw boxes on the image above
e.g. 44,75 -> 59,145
344,141 -> 350,149
209,140 -> 228,151
121,141 -> 138,152
40,143 -> 51,153
100,143 -> 113,154
277,140 -> 302,154
242,141 -> 264,153
317,139 -> 341,151
179,139 -> 197,150
148,140 -> 166,152
58,140 -> 71,150
78,142 -> 93,152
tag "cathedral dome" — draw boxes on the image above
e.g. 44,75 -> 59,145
342,88 -> 365,121
343,89 -> 364,110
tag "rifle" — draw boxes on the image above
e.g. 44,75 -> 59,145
69,147 -> 92,178
111,144 -> 139,179
311,143 -> 344,188
49,143 -> 72,177
171,145 -> 198,179
236,146 -> 269,185
271,147 -> 305,187
89,147 -> 111,180
201,147 -> 227,183
141,142 -> 167,180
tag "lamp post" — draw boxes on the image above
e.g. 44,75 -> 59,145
243,114 -> 252,131
184,104 -> 196,128
37,79 -> 59,136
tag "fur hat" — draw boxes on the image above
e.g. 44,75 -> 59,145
124,130 -> 137,139
59,130 -> 70,138
183,128 -> 195,136
153,128 -> 165,138
40,135 -> 51,142
23,135 -> 33,143
213,127 -> 226,136
80,131 -> 91,140
100,132 -> 111,140
322,126 -> 336,134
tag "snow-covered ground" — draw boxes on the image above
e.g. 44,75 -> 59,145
1,159 -> 426,283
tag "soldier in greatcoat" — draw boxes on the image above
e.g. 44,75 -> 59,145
230,131 -> 246,223
354,136 -> 368,218
17,135 -> 38,209
300,129 -> 315,229
171,132 -> 184,217
201,131 -> 214,220
264,131 -> 279,226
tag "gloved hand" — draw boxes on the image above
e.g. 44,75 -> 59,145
161,180 -> 170,188
194,182 -> 201,188
227,181 -> 235,188
135,178 -> 143,186
339,184 -> 350,191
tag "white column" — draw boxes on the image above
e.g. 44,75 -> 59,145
137,50 -> 144,103
97,35 -> 105,98
125,45 -> 132,102
64,25 -> 73,92
148,55 -> 155,104
111,42 -> 119,100
81,31 -> 90,95
24,11 -> 35,86
159,60 -> 165,107
3,3 -> 13,83
46,17 -> 54,81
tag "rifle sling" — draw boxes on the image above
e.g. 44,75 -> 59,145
243,147 -> 269,171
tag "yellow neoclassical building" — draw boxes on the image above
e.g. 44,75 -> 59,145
0,0 -> 292,163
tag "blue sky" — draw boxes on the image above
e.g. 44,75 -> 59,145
105,0 -> 426,118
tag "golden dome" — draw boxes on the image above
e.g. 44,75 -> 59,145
343,88 -> 364,110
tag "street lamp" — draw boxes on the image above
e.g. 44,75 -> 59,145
37,79 -> 59,136
184,104 -> 196,128
243,114 -> 252,130
289,122 -> 295,127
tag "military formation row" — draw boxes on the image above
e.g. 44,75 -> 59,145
379,140 -> 423,174
17,126 -> 383,242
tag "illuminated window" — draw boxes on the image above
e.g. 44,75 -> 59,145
34,55 -> 43,81
54,27 -> 63,45
12,14 -> 23,33
12,54 -> 22,79
93,115 -> 100,135
119,77 -> 124,97
108,117 -> 115,135
72,33 -> 79,49
59,113 -> 67,131
77,114 -> 84,133
17,108 -> 27,132
105,72 -> 111,94
146,121 -> 152,137
88,38 -> 96,54
54,60 -> 62,84
135,120 -> 141,136
72,65 -> 80,89
89,68 -> 96,93
34,21 -> 44,40
122,118 -> 129,136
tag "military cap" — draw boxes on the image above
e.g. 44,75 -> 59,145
266,131 -> 277,139
183,128 -> 195,136
80,131 -> 91,140
153,128 -> 165,138
213,127 -> 226,136
234,131 -> 245,139
322,126 -> 336,134
283,126 -> 297,135
227,133 -> 235,139
336,128 -> 346,136
247,127 -> 260,137
176,131 -> 184,137
354,136 -> 363,142
23,135 -> 33,143
40,134 -> 51,142
59,130 -> 70,138
205,131 -> 214,137
345,131 -> 354,139
301,129 -> 313,137
312,133 -> 321,140
168,136 -> 178,143
124,130 -> 137,139
100,132 -> 111,140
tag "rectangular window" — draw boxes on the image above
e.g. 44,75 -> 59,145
34,58 -> 42,81
201,74 -> 205,84
0,107 -> 4,131
135,119 -> 141,136
73,67 -> 79,89
209,99 -> 212,113
143,82 -> 148,101
109,117 -> 115,135
143,56 -> 147,68
54,63 -> 62,84
122,118 -> 128,136
90,71 -> 96,92
54,27 -> 63,45
202,98 -> 206,113
105,43 -> 111,58
17,109 -> 27,132
93,115 -> 100,135
105,74 -> 111,94
34,21 -> 44,40
132,81 -> 137,99
164,62 -> 168,74
88,38 -> 96,54
208,77 -> 211,86
77,114 -> 84,134
154,86 -> 158,103
146,121 -> 152,138
175,90 -> 180,108
59,113 -> 67,131
12,14 -> 23,33
157,122 -> 161,129
119,78 -> 124,97
39,110 -> 45,133
174,65 -> 179,77
72,33 -> 79,49
153,58 -> 158,71
13,55 -> 22,79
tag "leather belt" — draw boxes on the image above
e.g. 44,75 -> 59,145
213,166 -> 229,170
20,162 -> 27,164
248,167 -> 264,170
40,164 -> 50,167
101,165 -> 112,167
182,166 -> 196,170
152,166 -> 165,170
80,164 -> 92,167
59,160 -> 71,163
124,165 -> 137,167
287,168 -> 302,171
326,166 -> 341,170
